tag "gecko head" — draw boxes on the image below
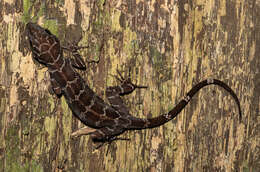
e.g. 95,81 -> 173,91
26,22 -> 61,66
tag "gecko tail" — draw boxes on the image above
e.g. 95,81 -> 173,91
128,79 -> 242,130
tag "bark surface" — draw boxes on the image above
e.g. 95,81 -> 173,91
0,0 -> 259,171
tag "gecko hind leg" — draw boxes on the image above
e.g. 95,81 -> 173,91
113,69 -> 148,95
95,137 -> 131,150
90,126 -> 127,143
106,69 -> 147,115
71,126 -> 97,138
71,126 -> 130,149
48,76 -> 62,97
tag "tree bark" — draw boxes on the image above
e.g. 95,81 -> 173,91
0,0 -> 259,171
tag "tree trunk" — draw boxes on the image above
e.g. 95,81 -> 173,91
0,0 -> 259,171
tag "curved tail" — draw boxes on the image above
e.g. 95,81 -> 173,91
128,79 -> 242,129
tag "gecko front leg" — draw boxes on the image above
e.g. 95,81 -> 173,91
48,77 -> 62,97
62,43 -> 88,70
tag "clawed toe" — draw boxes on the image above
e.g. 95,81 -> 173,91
113,69 -> 148,89
93,136 -> 131,150
62,40 -> 89,52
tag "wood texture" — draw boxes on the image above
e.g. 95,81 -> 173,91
0,0 -> 259,171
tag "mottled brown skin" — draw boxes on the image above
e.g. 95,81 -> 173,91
26,22 -> 242,145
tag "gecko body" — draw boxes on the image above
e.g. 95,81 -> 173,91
26,22 -> 242,144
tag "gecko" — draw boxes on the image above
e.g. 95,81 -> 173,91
26,22 -> 242,146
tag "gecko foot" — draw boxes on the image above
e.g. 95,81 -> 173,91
62,40 -> 89,53
113,69 -> 148,89
94,137 -> 131,151
106,137 -> 130,155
